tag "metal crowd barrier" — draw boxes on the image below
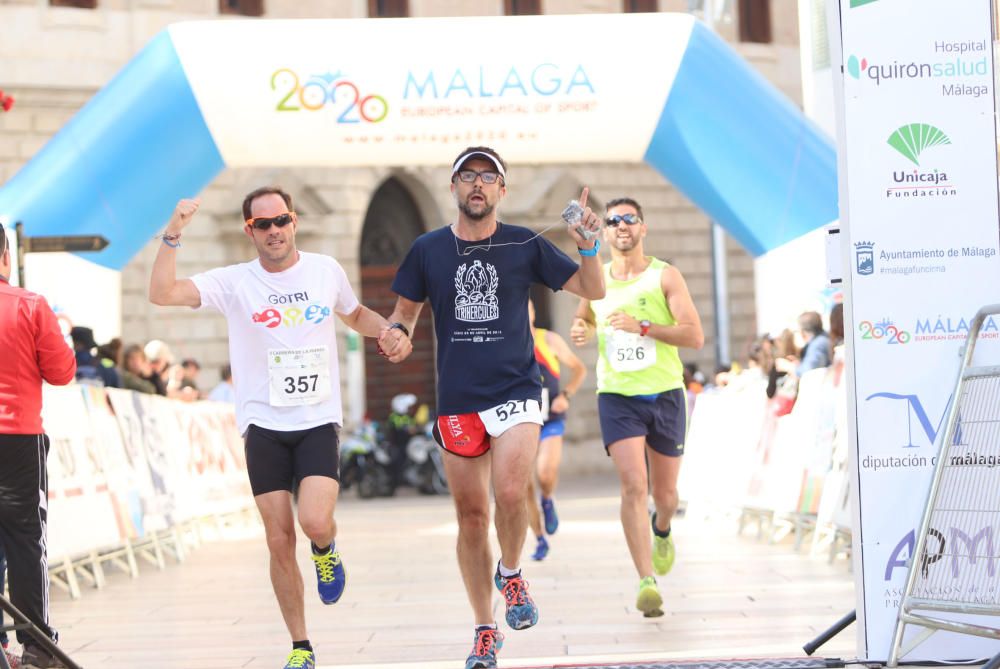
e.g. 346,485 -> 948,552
888,303 -> 1000,666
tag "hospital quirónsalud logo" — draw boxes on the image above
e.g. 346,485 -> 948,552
887,123 -> 951,166
454,260 -> 499,323
855,241 -> 874,276
850,0 -> 879,7
846,55 -> 869,80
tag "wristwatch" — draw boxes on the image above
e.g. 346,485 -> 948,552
389,322 -> 410,337
639,320 -> 651,337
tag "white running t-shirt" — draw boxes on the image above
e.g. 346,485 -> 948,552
191,252 -> 360,434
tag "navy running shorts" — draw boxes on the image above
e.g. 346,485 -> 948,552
244,423 -> 340,496
540,417 -> 566,441
597,389 -> 687,457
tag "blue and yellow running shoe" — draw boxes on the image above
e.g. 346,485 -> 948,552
464,627 -> 504,669
541,496 -> 559,535
494,569 -> 539,630
282,648 -> 315,669
310,549 -> 346,604
531,535 -> 549,561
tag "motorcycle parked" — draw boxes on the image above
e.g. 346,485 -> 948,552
403,424 -> 449,495
340,421 -> 395,499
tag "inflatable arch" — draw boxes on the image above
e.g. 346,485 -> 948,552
0,13 -> 837,270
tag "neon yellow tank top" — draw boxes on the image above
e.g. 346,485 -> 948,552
591,257 -> 684,395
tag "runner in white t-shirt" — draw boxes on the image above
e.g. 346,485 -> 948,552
149,187 -> 411,669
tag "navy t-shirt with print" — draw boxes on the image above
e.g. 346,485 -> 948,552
392,223 -> 579,415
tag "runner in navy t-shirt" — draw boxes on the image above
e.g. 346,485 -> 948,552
379,146 -> 605,669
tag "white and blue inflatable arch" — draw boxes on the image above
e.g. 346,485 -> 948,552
0,13 -> 837,270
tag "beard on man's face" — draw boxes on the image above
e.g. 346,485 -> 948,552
458,197 -> 494,221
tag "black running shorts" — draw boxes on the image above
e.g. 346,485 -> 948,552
597,389 -> 687,457
244,423 -> 340,496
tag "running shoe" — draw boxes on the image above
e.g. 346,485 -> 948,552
531,535 -> 549,561
651,514 -> 676,576
464,627 -> 504,669
636,576 -> 664,618
3,649 -> 20,669
310,549 -> 346,604
541,496 -> 559,535
19,645 -> 62,669
494,569 -> 539,630
282,648 -> 315,669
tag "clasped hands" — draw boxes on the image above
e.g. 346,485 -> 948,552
377,326 -> 412,363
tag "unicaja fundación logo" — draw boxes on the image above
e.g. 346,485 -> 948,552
887,123 -> 951,166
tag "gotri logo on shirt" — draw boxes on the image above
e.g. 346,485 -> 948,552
252,303 -> 332,329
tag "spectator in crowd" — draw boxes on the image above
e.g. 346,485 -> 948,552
97,338 -> 123,376
0,220 -> 77,668
143,339 -> 172,395
180,358 -> 202,394
721,339 -> 770,394
795,310 -> 830,376
745,337 -> 772,376
766,329 -> 798,399
709,362 -> 733,389
828,302 -> 845,361
165,363 -> 199,402
70,326 -> 120,388
120,344 -> 157,394
683,362 -> 704,394
207,363 -> 235,403
682,363 -> 703,416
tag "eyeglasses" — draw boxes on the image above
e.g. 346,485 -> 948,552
246,212 -> 294,230
454,170 -> 503,185
605,213 -> 641,227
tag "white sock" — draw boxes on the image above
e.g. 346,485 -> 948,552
498,560 -> 520,578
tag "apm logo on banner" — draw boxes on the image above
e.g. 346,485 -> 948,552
835,0 -> 1000,661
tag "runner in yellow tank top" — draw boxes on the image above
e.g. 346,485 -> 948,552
570,197 -> 704,618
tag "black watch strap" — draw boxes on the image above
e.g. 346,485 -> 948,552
389,322 -> 410,337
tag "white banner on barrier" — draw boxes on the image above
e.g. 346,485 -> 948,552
836,0 -> 1000,660
42,385 -> 248,561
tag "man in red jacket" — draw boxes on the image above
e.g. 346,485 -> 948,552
0,222 -> 76,669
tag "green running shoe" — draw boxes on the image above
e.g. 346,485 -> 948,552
652,533 -> 675,576
651,512 -> 675,576
636,576 -> 664,618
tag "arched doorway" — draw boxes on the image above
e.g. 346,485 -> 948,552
360,177 -> 436,422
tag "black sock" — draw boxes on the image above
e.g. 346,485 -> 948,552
651,512 -> 671,538
292,640 -> 313,652
311,542 -> 331,555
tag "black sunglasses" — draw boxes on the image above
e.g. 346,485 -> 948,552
246,212 -> 294,230
605,213 -> 641,227
454,169 -> 503,185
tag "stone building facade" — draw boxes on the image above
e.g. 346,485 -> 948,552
0,0 -> 804,438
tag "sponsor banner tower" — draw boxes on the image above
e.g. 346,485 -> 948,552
835,0 -> 1000,660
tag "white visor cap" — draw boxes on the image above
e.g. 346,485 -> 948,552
451,151 -> 506,179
